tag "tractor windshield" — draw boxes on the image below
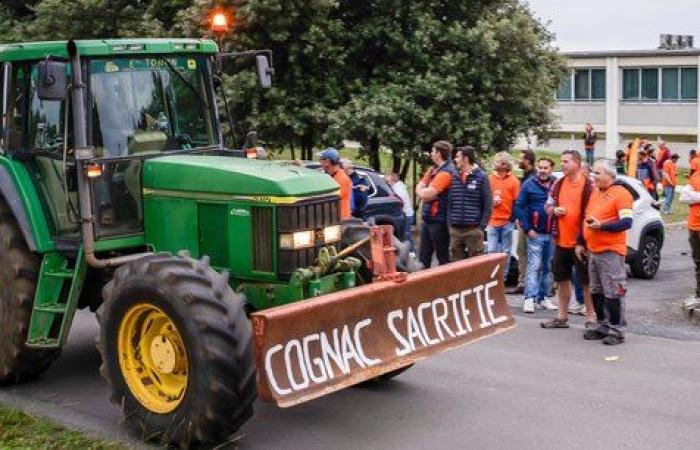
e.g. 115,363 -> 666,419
89,56 -> 217,158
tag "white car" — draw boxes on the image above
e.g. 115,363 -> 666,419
506,174 -> 664,283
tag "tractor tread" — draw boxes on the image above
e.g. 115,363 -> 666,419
96,253 -> 256,447
0,196 -> 60,385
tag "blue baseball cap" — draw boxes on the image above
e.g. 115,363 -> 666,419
316,147 -> 339,163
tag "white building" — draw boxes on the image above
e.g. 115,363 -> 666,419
541,37 -> 700,167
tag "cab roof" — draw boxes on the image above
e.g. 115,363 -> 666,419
0,39 -> 219,62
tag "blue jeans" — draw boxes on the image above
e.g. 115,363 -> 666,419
663,185 -> 675,214
404,215 -> 415,252
486,221 -> 515,278
524,233 -> 554,301
573,266 -> 584,304
585,148 -> 595,166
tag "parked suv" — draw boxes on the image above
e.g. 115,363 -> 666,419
300,162 -> 406,238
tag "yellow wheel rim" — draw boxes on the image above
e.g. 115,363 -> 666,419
117,303 -> 188,414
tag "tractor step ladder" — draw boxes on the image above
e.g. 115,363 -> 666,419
26,249 -> 87,349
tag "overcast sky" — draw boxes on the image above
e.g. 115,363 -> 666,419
526,0 -> 700,51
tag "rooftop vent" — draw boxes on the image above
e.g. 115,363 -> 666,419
659,34 -> 694,50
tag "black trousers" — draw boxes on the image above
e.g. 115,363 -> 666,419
419,220 -> 450,268
689,230 -> 700,297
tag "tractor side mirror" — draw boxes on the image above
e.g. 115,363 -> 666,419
255,55 -> 273,89
37,59 -> 67,101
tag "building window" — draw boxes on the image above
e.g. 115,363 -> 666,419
622,69 -> 639,100
641,68 -> 658,100
556,68 -> 606,102
681,68 -> 698,101
622,66 -> 697,102
556,73 -> 572,100
662,68 -> 679,101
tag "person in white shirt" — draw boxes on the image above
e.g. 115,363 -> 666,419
386,172 -> 415,252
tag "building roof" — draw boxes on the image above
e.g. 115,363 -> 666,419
0,39 -> 219,62
562,48 -> 700,59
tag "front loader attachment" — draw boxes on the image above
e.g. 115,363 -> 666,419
251,253 -> 515,407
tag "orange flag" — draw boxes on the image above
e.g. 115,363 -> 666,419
627,138 -> 640,177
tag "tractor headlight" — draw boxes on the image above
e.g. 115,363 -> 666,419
323,225 -> 342,243
279,230 -> 314,250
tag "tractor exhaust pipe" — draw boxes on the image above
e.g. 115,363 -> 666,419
68,41 -> 150,269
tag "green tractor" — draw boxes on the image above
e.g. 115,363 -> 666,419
0,39 -> 514,446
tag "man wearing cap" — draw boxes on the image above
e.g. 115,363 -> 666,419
317,148 -> 352,220
416,140 -> 455,268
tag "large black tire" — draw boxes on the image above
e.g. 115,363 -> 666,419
630,234 -> 661,279
96,253 -> 256,447
0,197 -> 60,384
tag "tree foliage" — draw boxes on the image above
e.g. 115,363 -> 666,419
1,0 -> 564,172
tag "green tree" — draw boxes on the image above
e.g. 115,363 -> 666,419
327,0 -> 564,173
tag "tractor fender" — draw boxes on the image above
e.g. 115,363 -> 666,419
0,164 -> 53,253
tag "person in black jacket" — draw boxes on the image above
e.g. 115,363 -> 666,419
584,123 -> 597,166
448,146 -> 492,261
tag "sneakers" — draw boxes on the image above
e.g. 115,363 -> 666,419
602,335 -> 625,345
583,329 -> 606,340
540,318 -> 569,329
522,298 -> 535,313
568,302 -> 585,315
539,298 -> 558,310
683,297 -> 700,310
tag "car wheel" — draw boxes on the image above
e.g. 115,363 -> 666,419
630,234 -> 661,279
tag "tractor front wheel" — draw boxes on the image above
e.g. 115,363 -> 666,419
96,253 -> 256,447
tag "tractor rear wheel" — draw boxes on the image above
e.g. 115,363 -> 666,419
96,253 -> 256,447
0,197 -> 60,384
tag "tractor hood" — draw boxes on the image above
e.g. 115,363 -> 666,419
142,155 -> 338,197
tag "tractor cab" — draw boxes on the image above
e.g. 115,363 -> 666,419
1,41 -> 223,244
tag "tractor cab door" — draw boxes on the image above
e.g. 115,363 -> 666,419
7,62 -> 80,239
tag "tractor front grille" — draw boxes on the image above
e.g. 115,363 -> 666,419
277,195 -> 340,280
251,206 -> 274,273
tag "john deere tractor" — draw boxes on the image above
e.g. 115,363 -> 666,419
0,39 -> 514,447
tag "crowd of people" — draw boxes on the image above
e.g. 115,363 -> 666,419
411,141 -> 633,345
314,135 -> 700,347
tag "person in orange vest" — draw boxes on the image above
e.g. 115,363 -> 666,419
487,152 -> 520,280
317,148 -> 352,220
579,159 -> 635,345
661,153 -> 679,215
416,140 -> 455,268
690,149 -> 700,176
679,168 -> 700,311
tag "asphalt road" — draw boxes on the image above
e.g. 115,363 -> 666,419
1,228 -> 699,449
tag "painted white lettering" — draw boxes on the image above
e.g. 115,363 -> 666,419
354,319 -> 381,366
484,280 -> 507,324
406,306 -> 429,350
265,344 -> 291,396
284,340 -> 310,391
341,324 -> 366,369
459,289 -> 474,333
473,285 -> 492,328
417,301 -> 440,345
388,309 -> 412,356
320,328 -> 349,377
302,333 -> 328,384
447,293 -> 467,336
432,297 -> 455,341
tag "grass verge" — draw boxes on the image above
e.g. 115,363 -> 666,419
0,404 -> 126,449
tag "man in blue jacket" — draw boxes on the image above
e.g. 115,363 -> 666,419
515,157 -> 557,313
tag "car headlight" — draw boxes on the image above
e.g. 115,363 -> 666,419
279,230 -> 315,250
323,225 -> 341,243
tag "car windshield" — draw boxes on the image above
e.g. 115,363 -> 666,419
89,56 -> 217,158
